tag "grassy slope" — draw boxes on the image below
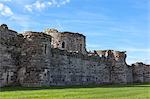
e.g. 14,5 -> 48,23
0,84 -> 150,99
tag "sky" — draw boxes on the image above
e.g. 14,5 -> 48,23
0,0 -> 149,64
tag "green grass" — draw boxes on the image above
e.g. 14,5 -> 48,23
0,84 -> 150,99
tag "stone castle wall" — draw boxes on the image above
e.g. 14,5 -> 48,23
111,51 -> 128,84
143,65 -> 150,82
96,50 -> 129,84
0,24 -> 18,87
18,31 -> 52,87
0,24 -> 149,87
49,48 -> 110,86
126,65 -> 133,83
132,63 -> 150,83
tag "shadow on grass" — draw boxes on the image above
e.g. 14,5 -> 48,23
1,83 -> 150,92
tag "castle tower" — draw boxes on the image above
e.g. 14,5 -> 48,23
44,29 -> 87,54
18,31 -> 52,87
0,24 -> 18,87
111,51 -> 128,84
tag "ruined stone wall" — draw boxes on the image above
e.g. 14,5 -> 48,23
132,63 -> 150,83
44,29 -> 87,54
126,65 -> 133,83
1,24 -> 149,87
111,51 -> 128,84
44,29 -> 60,48
96,50 -> 128,84
17,32 -> 52,87
143,65 -> 150,82
132,62 -> 144,83
49,48 -> 110,86
49,49 -> 132,85
0,24 -> 18,87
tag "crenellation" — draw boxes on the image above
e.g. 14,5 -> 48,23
0,24 -> 149,87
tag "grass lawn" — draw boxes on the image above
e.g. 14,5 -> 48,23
0,84 -> 150,99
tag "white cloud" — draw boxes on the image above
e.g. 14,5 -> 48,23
0,3 -> 13,16
25,0 -> 70,12
34,1 -> 46,10
25,1 -> 46,12
25,5 -> 33,12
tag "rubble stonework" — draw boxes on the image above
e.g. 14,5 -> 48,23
18,32 -> 52,87
0,24 -> 149,87
132,62 -> 150,83
143,65 -> 150,82
0,24 -> 18,87
44,29 -> 87,54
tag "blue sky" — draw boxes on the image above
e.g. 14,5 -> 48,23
0,0 -> 149,64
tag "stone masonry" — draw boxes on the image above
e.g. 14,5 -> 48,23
0,24 -> 150,87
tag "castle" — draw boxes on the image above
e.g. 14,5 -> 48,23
0,24 -> 149,87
